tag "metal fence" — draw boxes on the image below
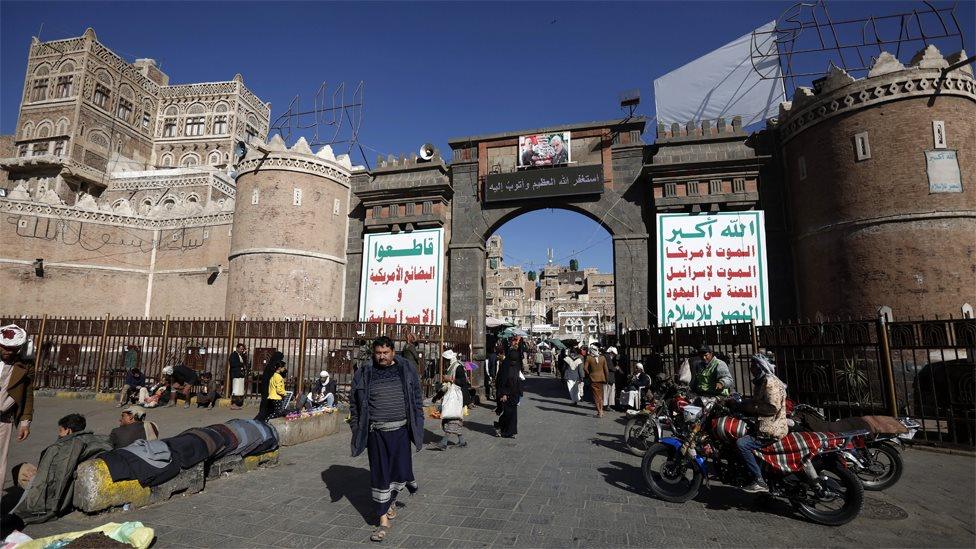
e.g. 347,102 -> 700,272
622,317 -> 975,448
2,315 -> 472,400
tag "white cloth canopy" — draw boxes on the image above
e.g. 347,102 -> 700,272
654,20 -> 785,126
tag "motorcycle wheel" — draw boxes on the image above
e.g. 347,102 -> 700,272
641,442 -> 703,503
857,441 -> 903,491
793,463 -> 864,526
624,416 -> 657,456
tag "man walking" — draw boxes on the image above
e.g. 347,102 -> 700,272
349,336 -> 423,543
229,343 -> 248,409
583,344 -> 609,418
1,324 -> 34,491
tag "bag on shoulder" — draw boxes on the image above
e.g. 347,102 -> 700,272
440,384 -> 464,420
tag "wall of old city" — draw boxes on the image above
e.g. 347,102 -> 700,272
778,48 -> 976,319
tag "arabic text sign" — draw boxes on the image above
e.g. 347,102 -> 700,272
518,132 -> 571,168
657,212 -> 770,326
925,150 -> 962,193
484,164 -> 603,203
359,228 -> 444,325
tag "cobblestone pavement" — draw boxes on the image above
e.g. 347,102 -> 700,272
7,378 -> 975,548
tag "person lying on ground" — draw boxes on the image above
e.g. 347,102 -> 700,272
109,407 -> 159,449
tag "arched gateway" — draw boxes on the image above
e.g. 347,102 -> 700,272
344,118 -> 650,358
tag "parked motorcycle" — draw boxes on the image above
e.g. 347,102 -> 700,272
641,397 -> 865,526
623,381 -> 688,456
789,402 -> 919,491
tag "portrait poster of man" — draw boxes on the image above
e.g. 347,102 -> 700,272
518,132 -> 571,168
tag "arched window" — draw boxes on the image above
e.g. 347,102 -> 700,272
208,151 -> 222,165
93,70 -> 111,109
34,64 -> 51,77
58,60 -> 75,73
213,103 -> 228,134
164,105 -> 178,116
187,103 -> 206,115
186,194 -> 199,204
140,198 -> 153,214
180,153 -> 200,167
185,104 -> 205,136
31,64 -> 51,102
55,118 -> 70,135
160,153 -> 173,167
214,102 -> 229,113
35,120 -> 52,138
21,122 -> 34,140
161,197 -> 176,210
87,130 -> 109,148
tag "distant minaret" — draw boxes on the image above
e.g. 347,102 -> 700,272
547,248 -> 554,265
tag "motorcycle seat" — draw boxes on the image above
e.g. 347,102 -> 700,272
804,415 -> 908,435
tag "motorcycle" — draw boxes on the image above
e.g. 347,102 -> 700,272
623,381 -> 689,456
641,397 -> 866,526
789,402 -> 919,491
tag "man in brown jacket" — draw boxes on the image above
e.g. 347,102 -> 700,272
1,324 -> 35,490
583,344 -> 610,418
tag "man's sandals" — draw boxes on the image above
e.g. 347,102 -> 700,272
370,508 -> 397,542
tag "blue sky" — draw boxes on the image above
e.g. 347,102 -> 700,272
2,1 -> 972,273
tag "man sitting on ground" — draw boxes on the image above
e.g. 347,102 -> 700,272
118,367 -> 146,407
11,414 -> 111,524
196,372 -> 220,409
109,407 -> 159,449
298,370 -> 336,411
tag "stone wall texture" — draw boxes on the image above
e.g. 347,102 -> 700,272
784,91 -> 975,319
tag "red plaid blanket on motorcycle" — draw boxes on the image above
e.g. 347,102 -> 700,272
759,431 -> 846,473
712,416 -> 749,443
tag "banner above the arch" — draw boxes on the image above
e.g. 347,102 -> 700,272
359,228 -> 444,325
484,164 -> 604,203
656,212 -> 770,326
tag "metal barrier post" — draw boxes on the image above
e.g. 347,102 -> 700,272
297,316 -> 308,394
225,318 -> 236,394
33,314 -> 48,374
160,315 -> 171,371
438,324 -> 445,382
750,319 -> 759,352
876,317 -> 899,417
94,314 -> 111,392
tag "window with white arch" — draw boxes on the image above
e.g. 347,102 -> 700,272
21,122 -> 34,140
160,153 -> 173,167
180,153 -> 199,167
208,151 -> 222,165
35,121 -> 52,138
55,118 -> 70,135
140,198 -> 153,214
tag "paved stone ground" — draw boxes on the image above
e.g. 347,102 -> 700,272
5,377 -> 975,548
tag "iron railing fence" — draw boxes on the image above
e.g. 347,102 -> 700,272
621,317 -> 975,448
1,315 -> 472,400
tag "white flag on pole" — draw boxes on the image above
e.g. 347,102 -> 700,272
654,20 -> 785,127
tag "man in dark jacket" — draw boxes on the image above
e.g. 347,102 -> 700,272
349,336 -> 423,542
118,367 -> 145,407
109,407 -> 159,449
12,414 -> 111,524
228,343 -> 248,409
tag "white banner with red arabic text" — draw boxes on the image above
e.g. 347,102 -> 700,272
359,228 -> 444,325
656,212 -> 770,326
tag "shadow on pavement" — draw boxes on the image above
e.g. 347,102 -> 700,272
591,432 -> 632,455
321,465 -> 374,524
693,484 -> 796,520
598,460 -> 652,497
536,405 -> 593,417
463,420 -> 498,437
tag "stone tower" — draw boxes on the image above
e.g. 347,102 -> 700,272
226,135 -> 359,318
777,46 -> 976,319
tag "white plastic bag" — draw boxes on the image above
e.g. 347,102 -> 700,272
677,358 -> 692,384
440,384 -> 464,420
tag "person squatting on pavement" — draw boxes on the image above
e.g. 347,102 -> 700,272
726,353 -> 788,493
163,358 -> 199,408
349,336 -> 423,543
430,350 -> 471,451
0,324 -> 34,491
298,370 -> 337,411
584,344 -> 610,418
117,367 -> 145,407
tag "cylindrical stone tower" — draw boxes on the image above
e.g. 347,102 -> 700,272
777,46 -> 975,319
226,136 -> 356,318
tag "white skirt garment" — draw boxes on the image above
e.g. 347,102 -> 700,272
232,378 -> 246,396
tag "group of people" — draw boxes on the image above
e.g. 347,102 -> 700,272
117,361 -> 220,410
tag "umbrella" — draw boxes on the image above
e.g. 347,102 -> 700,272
547,339 -> 567,350
560,338 -> 579,349
486,317 -> 514,329
498,327 -> 529,339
